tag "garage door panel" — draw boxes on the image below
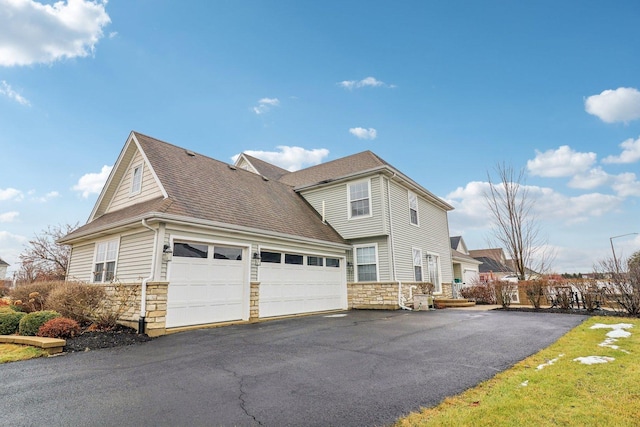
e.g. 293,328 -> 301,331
259,258 -> 345,318
167,243 -> 247,328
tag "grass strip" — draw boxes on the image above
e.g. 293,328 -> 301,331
0,343 -> 48,364
395,316 -> 640,427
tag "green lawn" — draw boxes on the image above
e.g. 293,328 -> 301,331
0,343 -> 48,364
396,316 -> 640,426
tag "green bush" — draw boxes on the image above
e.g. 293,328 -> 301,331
18,310 -> 61,336
0,311 -> 26,335
37,317 -> 81,338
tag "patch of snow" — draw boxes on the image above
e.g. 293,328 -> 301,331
573,356 -> 615,365
324,314 -> 347,318
520,380 -> 529,387
607,329 -> 631,339
590,323 -> 633,330
536,354 -> 564,370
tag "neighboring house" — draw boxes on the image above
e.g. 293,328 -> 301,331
60,132 -> 454,335
0,257 -> 8,281
449,236 -> 482,288
468,248 -> 515,283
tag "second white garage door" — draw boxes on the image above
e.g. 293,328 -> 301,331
258,250 -> 346,318
167,242 -> 247,328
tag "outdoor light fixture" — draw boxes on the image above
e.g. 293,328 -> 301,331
252,252 -> 261,266
162,244 -> 173,262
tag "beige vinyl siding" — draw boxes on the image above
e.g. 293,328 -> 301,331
385,178 -> 453,285
115,231 -> 154,282
107,150 -> 163,213
300,174 -> 385,240
66,243 -> 95,282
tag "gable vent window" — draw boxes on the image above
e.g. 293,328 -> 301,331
130,164 -> 143,195
348,180 -> 371,219
408,191 -> 419,226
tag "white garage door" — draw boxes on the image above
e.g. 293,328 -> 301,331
259,251 -> 345,318
464,268 -> 478,285
167,242 -> 247,328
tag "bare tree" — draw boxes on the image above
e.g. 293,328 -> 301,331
16,223 -> 78,283
596,252 -> 640,315
484,163 -> 553,279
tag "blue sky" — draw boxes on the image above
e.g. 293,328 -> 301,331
1,0 -> 640,275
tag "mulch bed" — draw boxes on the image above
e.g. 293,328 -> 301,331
495,306 -> 639,318
64,324 -> 154,353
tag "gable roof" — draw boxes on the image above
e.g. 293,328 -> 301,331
469,248 -> 507,263
236,153 -> 290,181
61,132 -> 347,246
450,236 -> 461,250
0,257 -> 9,267
278,151 -> 454,211
451,249 -> 482,264
474,256 -> 514,274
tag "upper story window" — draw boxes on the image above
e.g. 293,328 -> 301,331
408,191 -> 419,226
93,238 -> 119,283
130,163 -> 143,195
348,180 -> 371,219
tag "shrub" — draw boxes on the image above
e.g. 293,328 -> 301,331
522,279 -> 547,309
494,281 -> 517,308
37,317 -> 81,338
0,310 -> 26,335
45,281 -> 106,325
9,282 -> 61,313
18,310 -> 61,336
459,283 -> 497,304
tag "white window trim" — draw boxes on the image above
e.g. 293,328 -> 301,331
347,179 -> 373,220
92,237 -> 120,283
130,162 -> 144,196
408,191 -> 419,226
412,247 -> 423,282
354,243 -> 379,283
425,251 -> 442,294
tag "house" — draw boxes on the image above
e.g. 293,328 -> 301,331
60,132 -> 454,335
449,236 -> 482,291
0,257 -> 8,281
468,248 -> 515,283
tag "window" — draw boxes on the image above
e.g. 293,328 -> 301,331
348,180 -> 371,218
260,251 -> 281,263
408,191 -> 419,225
412,248 -> 423,282
130,164 -> 143,195
426,253 -> 441,292
326,258 -> 340,268
93,239 -> 119,283
214,246 -> 242,260
307,256 -> 323,266
174,242 -> 208,258
355,245 -> 377,282
285,253 -> 304,265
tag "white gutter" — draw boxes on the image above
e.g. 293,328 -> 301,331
139,218 -> 159,334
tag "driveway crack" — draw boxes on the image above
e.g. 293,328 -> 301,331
222,365 -> 263,426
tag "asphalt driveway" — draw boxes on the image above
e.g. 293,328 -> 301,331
0,309 -> 587,426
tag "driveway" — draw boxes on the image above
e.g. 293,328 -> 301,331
0,309 -> 586,426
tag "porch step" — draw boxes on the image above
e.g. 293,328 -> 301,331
434,298 -> 476,308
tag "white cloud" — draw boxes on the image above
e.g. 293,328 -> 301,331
445,181 -> 623,230
349,127 -> 377,140
0,80 -> 30,105
253,97 -> 280,115
72,165 -> 112,198
527,146 -> 596,177
585,87 -> 640,123
0,211 -> 19,223
568,167 -> 611,190
0,188 -> 23,201
603,136 -> 640,164
612,172 -> 640,197
33,190 -> 60,202
232,146 -> 329,172
339,76 -> 394,90
0,0 -> 111,67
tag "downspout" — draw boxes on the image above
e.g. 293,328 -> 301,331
139,219 -> 159,334
387,175 -> 411,310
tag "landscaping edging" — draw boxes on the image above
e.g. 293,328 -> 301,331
0,335 -> 65,354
